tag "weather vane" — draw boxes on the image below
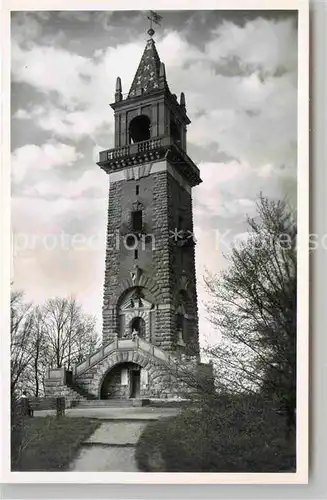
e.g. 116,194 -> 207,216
147,10 -> 162,38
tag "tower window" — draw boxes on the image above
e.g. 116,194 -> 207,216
176,312 -> 184,330
132,210 -> 143,232
134,249 -> 138,260
129,115 -> 151,143
130,316 -> 145,337
170,119 -> 181,146
136,185 -> 139,196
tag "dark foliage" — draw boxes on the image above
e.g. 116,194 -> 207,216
205,195 -> 297,431
136,395 -> 296,472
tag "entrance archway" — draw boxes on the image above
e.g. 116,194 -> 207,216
100,362 -> 143,400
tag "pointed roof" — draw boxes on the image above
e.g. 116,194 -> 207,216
128,38 -> 168,98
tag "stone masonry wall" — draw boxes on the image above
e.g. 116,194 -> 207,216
102,179 -> 123,344
167,172 -> 200,355
151,171 -> 174,350
102,161 -> 199,355
74,348 -> 184,399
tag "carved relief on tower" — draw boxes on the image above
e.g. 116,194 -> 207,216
123,163 -> 153,181
117,287 -> 155,342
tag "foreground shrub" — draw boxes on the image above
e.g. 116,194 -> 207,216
135,395 -> 296,472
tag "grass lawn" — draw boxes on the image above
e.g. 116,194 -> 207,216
14,417 -> 100,471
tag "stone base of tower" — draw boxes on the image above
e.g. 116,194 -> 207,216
44,337 -> 214,405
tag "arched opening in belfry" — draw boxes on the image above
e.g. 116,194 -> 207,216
129,115 -> 151,143
130,316 -> 146,338
170,119 -> 181,146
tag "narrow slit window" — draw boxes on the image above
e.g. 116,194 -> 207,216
132,210 -> 143,232
136,185 -> 139,196
176,312 -> 184,330
134,249 -> 138,260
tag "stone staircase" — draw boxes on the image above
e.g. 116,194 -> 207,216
66,380 -> 97,401
73,337 -> 174,379
71,337 -> 181,398
44,337 -> 208,403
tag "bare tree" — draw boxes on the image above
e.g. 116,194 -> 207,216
157,196 -> 297,436
29,306 -> 48,397
11,291 -> 100,397
205,195 -> 297,430
10,291 -> 35,397
41,296 -> 99,370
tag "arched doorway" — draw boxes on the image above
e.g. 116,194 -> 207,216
100,362 -> 144,400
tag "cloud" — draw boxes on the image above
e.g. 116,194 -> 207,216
207,18 -> 297,74
12,15 -> 297,174
12,142 -> 83,185
57,11 -> 93,23
14,109 -> 31,120
11,12 -> 298,340
11,12 -> 43,45
11,37 -> 144,145
93,12 -> 114,31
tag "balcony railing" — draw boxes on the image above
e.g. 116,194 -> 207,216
99,136 -> 172,164
98,135 -> 201,186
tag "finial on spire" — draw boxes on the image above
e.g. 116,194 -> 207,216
159,62 -> 166,78
116,77 -> 122,92
147,10 -> 162,38
180,92 -> 186,111
159,62 -> 167,89
115,76 -> 122,102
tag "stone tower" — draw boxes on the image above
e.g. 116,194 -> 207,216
97,37 -> 202,357
44,34 -> 210,403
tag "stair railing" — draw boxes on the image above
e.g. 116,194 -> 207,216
74,337 -> 173,378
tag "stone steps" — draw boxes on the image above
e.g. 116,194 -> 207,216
67,382 -> 97,401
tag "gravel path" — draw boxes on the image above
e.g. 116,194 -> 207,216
69,445 -> 139,472
69,419 -> 149,471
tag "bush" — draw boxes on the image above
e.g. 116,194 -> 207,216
135,395 -> 296,472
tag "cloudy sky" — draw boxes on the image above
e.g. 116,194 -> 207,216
11,10 -> 298,345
